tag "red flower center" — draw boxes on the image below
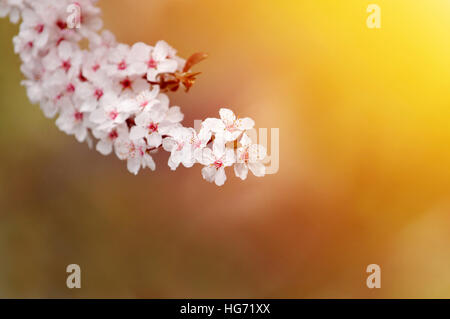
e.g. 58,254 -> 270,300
78,71 -> 87,82
176,142 -> 184,151
118,60 -> 127,70
226,123 -> 237,132
148,122 -> 158,133
109,111 -> 119,120
120,78 -> 132,89
35,24 -> 44,33
140,101 -> 149,109
109,130 -> 119,140
62,60 -> 71,72
74,111 -> 83,121
241,151 -> 249,163
214,160 -> 223,169
94,89 -> 103,100
56,20 -> 67,30
66,83 -> 75,93
148,58 -> 157,69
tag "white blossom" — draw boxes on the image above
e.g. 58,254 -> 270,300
199,138 -> 235,186
207,108 -> 255,142
55,98 -> 91,142
234,133 -> 266,180
0,0 -> 23,24
115,137 -> 155,175
93,123 -> 128,156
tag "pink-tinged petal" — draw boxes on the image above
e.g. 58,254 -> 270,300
193,147 -> 203,162
114,113 -> 129,124
130,42 -> 151,62
162,138 -> 176,152
58,41 -> 73,61
146,69 -> 158,82
143,154 -> 156,171
0,6 -> 10,18
116,124 -> 129,136
237,117 -> 255,130
114,139 -> 130,160
249,144 -> 267,162
235,147 -> 246,164
198,127 -> 212,143
224,148 -> 236,166
75,126 -> 87,142
202,118 -> 225,133
129,126 -> 147,140
157,121 -> 175,135
35,30 -> 49,48
90,17 -> 103,31
201,166 -> 216,183
212,139 -> 226,159
40,100 -> 58,118
165,106 -> 184,123
199,148 -> 215,165
130,62 -> 147,75
240,133 -> 252,146
153,41 -> 170,61
181,154 -> 195,168
156,93 -> 170,110
171,149 -> 183,163
89,108 -> 106,123
135,111 -> 151,126
9,8 -> 20,24
147,133 -> 162,148
157,59 -> 178,74
148,85 -> 160,99
234,163 -> 248,180
219,108 -> 236,122
42,50 -> 60,70
80,99 -> 97,112
214,167 -> 227,186
127,157 -> 141,175
249,162 -> 265,177
96,140 -> 113,155
150,103 -> 168,124
118,98 -> 137,113
100,93 -> 118,110
168,156 -> 180,171
132,77 -> 150,94
225,130 -> 241,142
108,44 -> 127,63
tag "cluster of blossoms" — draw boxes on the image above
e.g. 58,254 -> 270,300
1,0 -> 267,186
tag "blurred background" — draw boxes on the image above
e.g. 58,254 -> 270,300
1,0 -> 450,298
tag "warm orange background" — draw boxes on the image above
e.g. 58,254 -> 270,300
1,0 -> 450,298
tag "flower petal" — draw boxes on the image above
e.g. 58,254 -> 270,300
96,140 -> 113,155
214,167 -> 227,186
234,163 -> 248,180
129,125 -> 147,140
147,133 -> 162,148
238,117 -> 255,130
201,166 -> 216,183
153,40 -> 170,61
157,59 -> 178,74
249,162 -> 265,177
219,108 -> 236,122
127,157 -> 141,175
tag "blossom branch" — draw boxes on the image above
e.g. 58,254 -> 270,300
0,0 -> 267,186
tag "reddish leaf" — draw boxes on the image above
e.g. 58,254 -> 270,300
183,52 -> 208,72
